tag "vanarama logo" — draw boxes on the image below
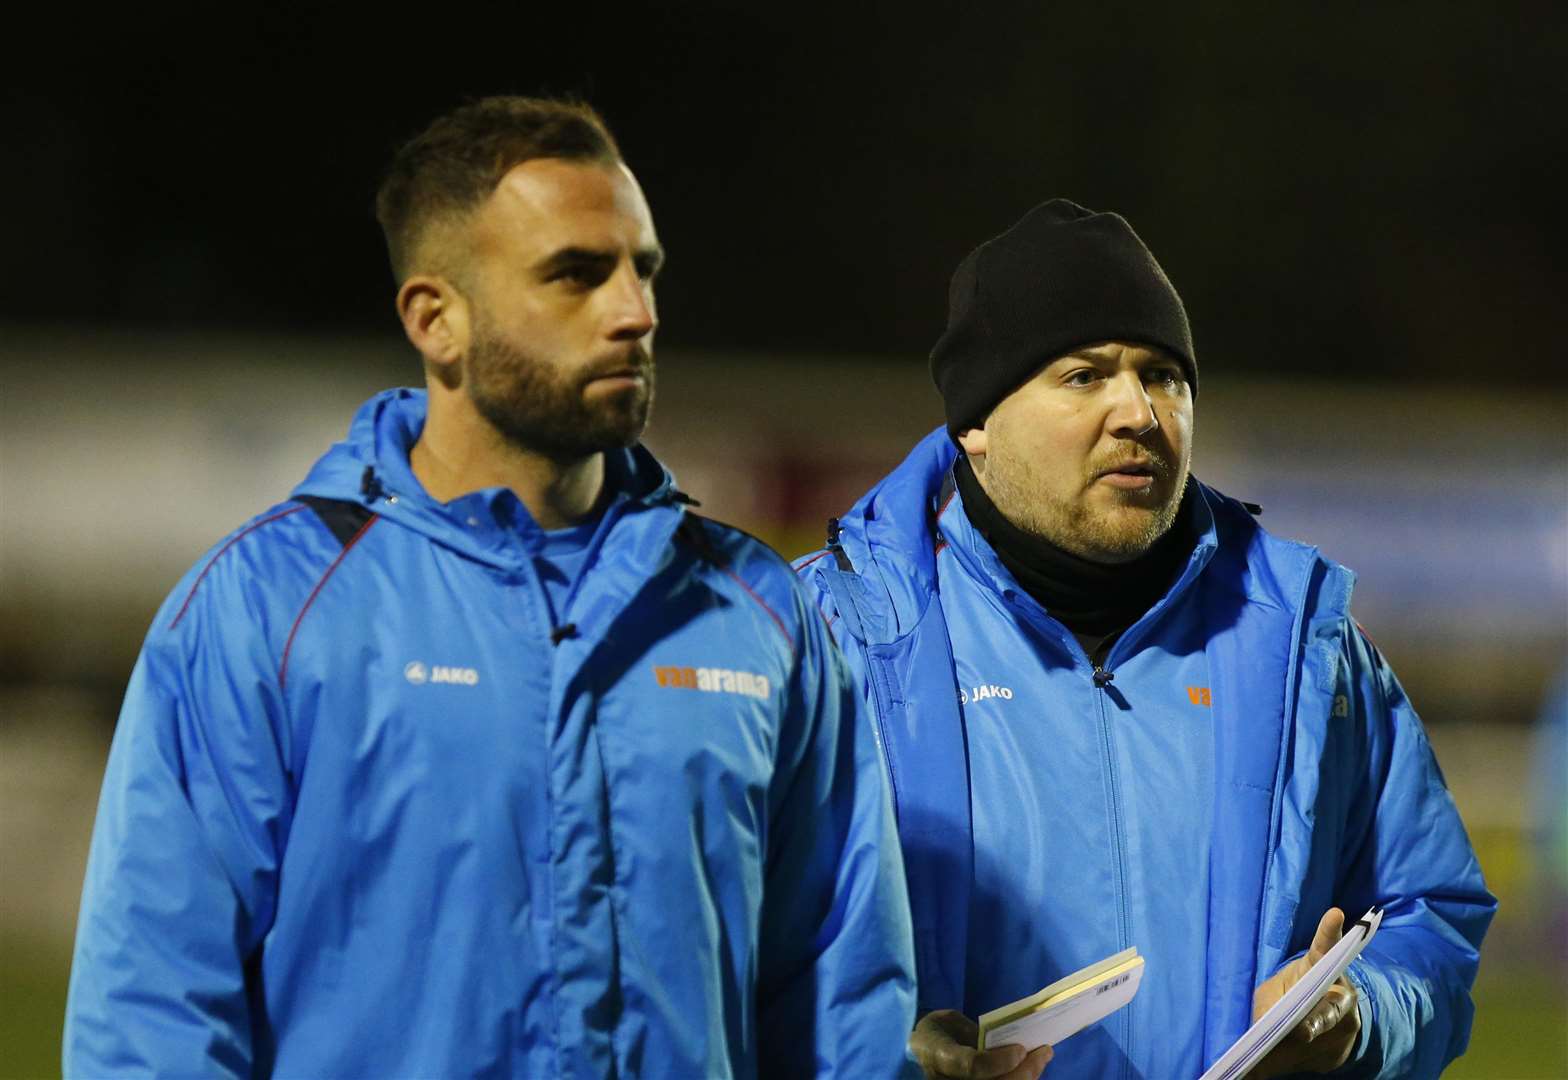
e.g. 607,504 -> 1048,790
653,665 -> 771,701
959,684 -> 1014,705
405,661 -> 480,686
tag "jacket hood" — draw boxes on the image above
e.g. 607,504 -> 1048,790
829,426 -> 958,639
292,388 -> 682,569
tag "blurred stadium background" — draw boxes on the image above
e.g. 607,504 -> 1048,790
3,4 -> 1565,1076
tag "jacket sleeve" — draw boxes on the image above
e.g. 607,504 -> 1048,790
755,581 -> 918,1079
1330,623 -> 1497,1079
63,565 -> 292,1077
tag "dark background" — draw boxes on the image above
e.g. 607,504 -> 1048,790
6,3 -> 1565,382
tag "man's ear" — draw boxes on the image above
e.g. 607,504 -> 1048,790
956,424 -> 989,478
956,424 -> 988,459
396,274 -> 469,374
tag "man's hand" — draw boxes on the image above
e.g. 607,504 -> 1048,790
1247,908 -> 1362,1078
909,1009 -> 1053,1080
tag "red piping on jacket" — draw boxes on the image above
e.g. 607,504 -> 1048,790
278,516 -> 380,688
720,567 -> 796,659
795,549 -> 833,571
932,486 -> 959,556
170,506 -> 309,630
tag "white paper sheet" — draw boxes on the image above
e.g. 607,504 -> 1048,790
979,950 -> 1144,1052
1197,906 -> 1383,1080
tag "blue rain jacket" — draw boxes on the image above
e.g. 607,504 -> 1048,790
65,389 -> 915,1079
795,428 -> 1495,1079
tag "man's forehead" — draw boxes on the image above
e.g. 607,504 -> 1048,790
487,158 -> 654,234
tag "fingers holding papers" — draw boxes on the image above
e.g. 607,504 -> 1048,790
1247,908 -> 1362,1078
1247,978 -> 1359,1077
1002,1045 -> 1053,1080
911,1010 -> 1054,1079
1297,978 -> 1356,1043
1251,907 -> 1344,1016
1306,908 -> 1346,966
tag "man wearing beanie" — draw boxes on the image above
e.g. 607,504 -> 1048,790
794,199 -> 1493,1080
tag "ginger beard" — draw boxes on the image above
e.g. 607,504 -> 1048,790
464,311 -> 655,462
982,434 -> 1190,563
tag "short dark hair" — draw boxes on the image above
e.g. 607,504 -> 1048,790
375,95 -> 622,281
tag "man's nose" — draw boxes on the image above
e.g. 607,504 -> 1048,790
605,266 -> 656,342
1105,372 -> 1158,437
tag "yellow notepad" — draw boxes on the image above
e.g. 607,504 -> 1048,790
978,948 -> 1145,1051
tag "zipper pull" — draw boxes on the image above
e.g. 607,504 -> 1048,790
1092,666 -> 1115,689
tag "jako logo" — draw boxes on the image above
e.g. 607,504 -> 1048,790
405,661 -> 479,686
652,665 -> 771,701
960,684 -> 1014,705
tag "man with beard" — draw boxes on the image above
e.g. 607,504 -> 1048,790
795,200 -> 1494,1080
64,97 -> 916,1078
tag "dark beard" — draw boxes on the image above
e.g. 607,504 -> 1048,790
466,332 -> 654,462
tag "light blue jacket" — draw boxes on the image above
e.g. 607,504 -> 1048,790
795,428 -> 1495,1079
65,389 -> 916,1079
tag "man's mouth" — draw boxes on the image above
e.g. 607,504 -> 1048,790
583,347 -> 653,389
1100,459 -> 1157,476
583,357 -> 652,390
1093,457 -> 1165,490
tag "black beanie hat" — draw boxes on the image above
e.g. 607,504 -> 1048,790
929,198 -> 1196,438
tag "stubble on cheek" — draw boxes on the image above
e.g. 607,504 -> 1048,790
465,328 -> 656,460
982,440 -> 1186,562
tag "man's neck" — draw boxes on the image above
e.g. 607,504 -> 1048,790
953,455 -> 1195,640
410,397 -> 605,530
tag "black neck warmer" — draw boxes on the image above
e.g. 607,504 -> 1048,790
953,455 -> 1196,638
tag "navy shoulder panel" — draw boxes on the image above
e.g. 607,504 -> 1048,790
295,495 -> 377,548
673,511 -> 729,567
674,511 -> 793,573
675,511 -> 806,653
161,499 -> 358,644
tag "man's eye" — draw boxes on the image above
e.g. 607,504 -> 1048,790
1064,370 -> 1099,387
552,266 -> 606,287
1146,368 -> 1183,386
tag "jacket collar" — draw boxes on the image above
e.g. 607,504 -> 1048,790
293,388 -> 684,572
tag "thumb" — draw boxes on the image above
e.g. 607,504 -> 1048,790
1307,907 -> 1346,965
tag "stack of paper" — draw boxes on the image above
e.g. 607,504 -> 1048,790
977,948 -> 1145,1052
1197,906 -> 1383,1080
976,904 -> 1382,1072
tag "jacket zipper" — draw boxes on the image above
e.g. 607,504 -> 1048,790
1092,660 -> 1134,1078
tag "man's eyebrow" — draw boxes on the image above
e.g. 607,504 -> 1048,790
634,245 -> 666,275
533,245 -> 665,277
533,247 -> 617,276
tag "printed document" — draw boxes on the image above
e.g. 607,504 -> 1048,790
977,948 -> 1144,1052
